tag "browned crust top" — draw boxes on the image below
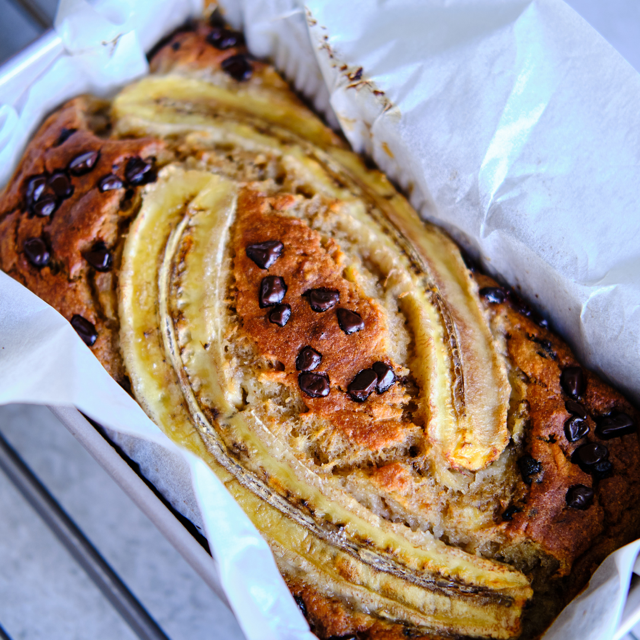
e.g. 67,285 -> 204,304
0,97 -> 165,380
232,188 -> 416,451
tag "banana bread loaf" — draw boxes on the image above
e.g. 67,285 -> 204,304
1,18 -> 639,640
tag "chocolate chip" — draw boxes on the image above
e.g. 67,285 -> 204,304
23,237 -> 50,268
32,194 -> 57,217
98,174 -> 124,192
299,372 -> 330,398
596,412 -> 636,440
246,241 -> 283,269
207,27 -> 244,50
54,128 -> 77,147
260,276 -> 287,308
566,485 -> 594,510
83,241 -> 113,272
480,287 -> 506,304
25,175 -> 48,207
68,150 -> 100,175
565,399 -> 588,420
221,54 -> 253,81
171,41 -> 181,51
293,595 -> 307,618
561,366 -> 586,399
564,416 -> 589,443
124,157 -> 156,186
517,455 -> 542,485
529,334 -> 556,360
269,304 -> 291,327
572,442 -> 608,474
296,346 -> 322,371
502,505 -> 521,521
591,460 -> 613,481
48,171 -> 73,199
348,369 -> 378,402
337,309 -> 364,335
305,288 -> 339,312
509,293 -> 548,328
372,361 -> 395,393
70,314 -> 98,346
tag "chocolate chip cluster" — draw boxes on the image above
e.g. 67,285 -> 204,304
558,366 -> 636,510
205,24 -> 253,82
246,240 -> 397,402
484,285 -> 637,519
22,134 -> 157,348
507,356 -> 637,519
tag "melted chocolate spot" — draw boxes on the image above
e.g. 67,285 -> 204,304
70,314 -> 98,346
565,399 -> 588,420
305,288 -> 339,312
98,174 -> 124,192
54,128 -> 77,147
221,54 -> 253,81
32,194 -> 57,218
566,485 -> 594,510
68,150 -> 100,175
517,455 -> 542,485
502,505 -> 522,521
596,412 -> 636,440
348,369 -> 378,402
259,276 -> 287,308
207,27 -> 244,50
25,175 -> 48,207
480,287 -> 506,304
561,366 -> 586,399
372,361 -> 395,393
23,237 -> 50,268
269,304 -> 291,327
171,41 -> 181,51
336,308 -> 364,335
564,416 -> 589,443
124,157 -> 157,186
299,372 -> 330,398
48,171 -> 73,199
246,241 -> 283,269
296,346 -> 322,372
83,241 -> 113,272
572,442 -> 608,474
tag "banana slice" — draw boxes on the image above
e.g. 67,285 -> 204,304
114,74 -> 511,476
116,74 -> 526,638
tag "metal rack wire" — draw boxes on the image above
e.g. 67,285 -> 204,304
0,430 -> 171,640
0,3 -> 174,635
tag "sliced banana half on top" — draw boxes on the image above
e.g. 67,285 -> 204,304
116,73 -> 527,639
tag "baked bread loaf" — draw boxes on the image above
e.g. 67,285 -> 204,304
2,17 -> 640,640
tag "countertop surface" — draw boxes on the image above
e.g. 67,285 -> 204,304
0,1 -> 639,639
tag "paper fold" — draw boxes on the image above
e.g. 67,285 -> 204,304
1,0 -> 639,639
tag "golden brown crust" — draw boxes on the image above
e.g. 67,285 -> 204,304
476,273 -> 640,583
289,579 -> 451,640
0,96 -> 164,380
232,188 -> 416,451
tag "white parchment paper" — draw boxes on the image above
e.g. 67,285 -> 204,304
1,0 -> 639,638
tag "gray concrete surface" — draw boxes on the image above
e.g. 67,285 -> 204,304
0,405 -> 245,640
